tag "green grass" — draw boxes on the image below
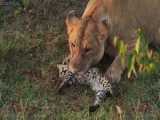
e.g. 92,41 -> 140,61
0,0 -> 160,120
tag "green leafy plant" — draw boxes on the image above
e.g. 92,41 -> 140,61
115,29 -> 157,78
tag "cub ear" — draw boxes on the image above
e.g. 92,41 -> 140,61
65,10 -> 80,34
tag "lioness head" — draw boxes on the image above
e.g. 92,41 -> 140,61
66,11 -> 109,73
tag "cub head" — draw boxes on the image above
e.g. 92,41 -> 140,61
66,11 -> 109,73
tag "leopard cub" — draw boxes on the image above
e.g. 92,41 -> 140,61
57,63 -> 113,112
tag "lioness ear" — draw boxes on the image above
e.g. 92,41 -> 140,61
98,18 -> 109,41
66,10 -> 80,34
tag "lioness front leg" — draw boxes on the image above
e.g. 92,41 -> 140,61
105,55 -> 126,84
105,38 -> 136,84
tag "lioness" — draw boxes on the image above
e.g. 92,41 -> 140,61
66,0 -> 160,81
64,0 -> 160,111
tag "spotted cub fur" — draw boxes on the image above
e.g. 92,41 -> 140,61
57,63 -> 112,112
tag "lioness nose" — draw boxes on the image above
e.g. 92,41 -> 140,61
69,55 -> 82,73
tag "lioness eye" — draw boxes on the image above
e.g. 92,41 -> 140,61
85,48 -> 91,53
